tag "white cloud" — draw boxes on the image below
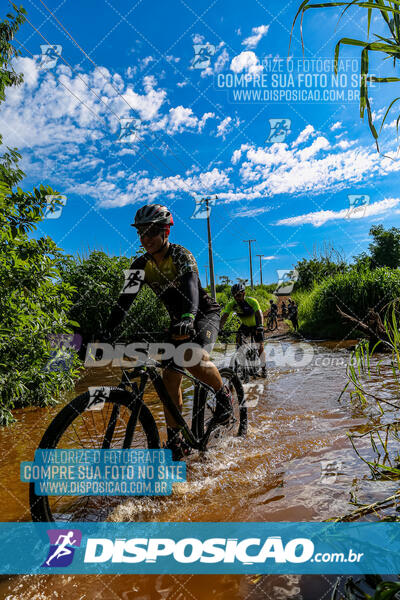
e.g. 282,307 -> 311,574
151,106 -> 214,134
165,55 -> 180,63
293,125 -> 315,147
296,136 -> 330,161
230,51 -> 263,76
97,167 -> 231,207
140,56 -> 155,69
192,34 -> 204,44
231,144 -> 251,165
330,121 -> 342,131
242,25 -> 269,49
234,205 -> 273,218
216,116 -> 241,140
177,81 -> 188,88
372,108 -> 386,121
336,140 -> 353,150
277,198 -> 400,227
167,106 -> 197,132
200,47 -> 230,78
198,112 -> 215,132
214,48 -> 230,72
125,66 -> 137,79
217,117 -> 232,139
1,56 -> 216,159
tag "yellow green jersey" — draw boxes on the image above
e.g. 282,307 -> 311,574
222,296 -> 261,327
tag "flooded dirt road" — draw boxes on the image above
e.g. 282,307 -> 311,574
0,337 -> 397,599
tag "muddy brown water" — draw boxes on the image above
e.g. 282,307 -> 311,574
0,338 -> 398,599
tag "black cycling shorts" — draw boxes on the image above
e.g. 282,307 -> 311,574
166,312 -> 220,361
192,312 -> 220,351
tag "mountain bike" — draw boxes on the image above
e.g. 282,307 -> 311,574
220,330 -> 263,383
266,311 -> 278,331
29,342 -> 246,522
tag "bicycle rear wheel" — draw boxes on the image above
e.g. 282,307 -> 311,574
30,386 -> 160,522
196,368 -> 247,444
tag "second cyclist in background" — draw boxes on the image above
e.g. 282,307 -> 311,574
219,283 -> 266,378
266,299 -> 279,331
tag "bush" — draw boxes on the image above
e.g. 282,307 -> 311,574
59,251 -> 170,343
296,268 -> 400,338
295,256 -> 348,291
0,8 -> 80,424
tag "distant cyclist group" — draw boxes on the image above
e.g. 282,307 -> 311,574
281,299 -> 299,331
100,204 -> 298,460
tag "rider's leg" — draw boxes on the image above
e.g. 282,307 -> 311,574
188,313 -> 233,424
258,342 -> 266,364
162,368 -> 183,427
161,368 -> 191,460
187,349 -> 222,390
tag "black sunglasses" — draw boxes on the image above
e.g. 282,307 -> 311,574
136,225 -> 163,238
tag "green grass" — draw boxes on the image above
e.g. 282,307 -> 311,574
294,267 -> 400,339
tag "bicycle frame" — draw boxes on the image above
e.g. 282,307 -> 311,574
117,360 -> 218,452
221,329 -> 261,380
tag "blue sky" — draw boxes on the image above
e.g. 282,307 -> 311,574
2,0 -> 400,286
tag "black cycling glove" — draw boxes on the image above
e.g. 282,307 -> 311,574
172,316 -> 195,338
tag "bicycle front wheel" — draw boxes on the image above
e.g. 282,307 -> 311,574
30,386 -> 160,522
196,367 -> 247,444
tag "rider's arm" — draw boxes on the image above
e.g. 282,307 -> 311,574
219,312 -> 229,330
255,309 -> 263,327
178,270 -> 199,319
104,256 -> 146,337
219,299 -> 234,331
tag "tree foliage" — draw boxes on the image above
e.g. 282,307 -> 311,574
368,224 -> 400,269
0,7 -> 78,424
294,244 -> 347,290
59,250 -> 170,345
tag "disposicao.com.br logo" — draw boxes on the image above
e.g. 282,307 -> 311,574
82,536 -> 363,566
0,521 -> 395,574
42,529 -> 82,567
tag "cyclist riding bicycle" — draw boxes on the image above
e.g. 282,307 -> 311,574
269,299 -> 278,317
219,283 -> 267,378
103,204 -> 233,460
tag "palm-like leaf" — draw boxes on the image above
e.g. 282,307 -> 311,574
292,0 -> 400,151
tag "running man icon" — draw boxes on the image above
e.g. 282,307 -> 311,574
42,529 -> 82,568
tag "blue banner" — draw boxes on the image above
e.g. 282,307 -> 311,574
0,522 -> 399,574
21,449 -> 186,496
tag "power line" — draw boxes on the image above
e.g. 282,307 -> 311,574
14,39 -> 105,123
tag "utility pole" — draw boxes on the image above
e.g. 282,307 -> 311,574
243,239 -> 256,288
203,264 -> 209,288
256,254 -> 264,286
199,196 -> 217,301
